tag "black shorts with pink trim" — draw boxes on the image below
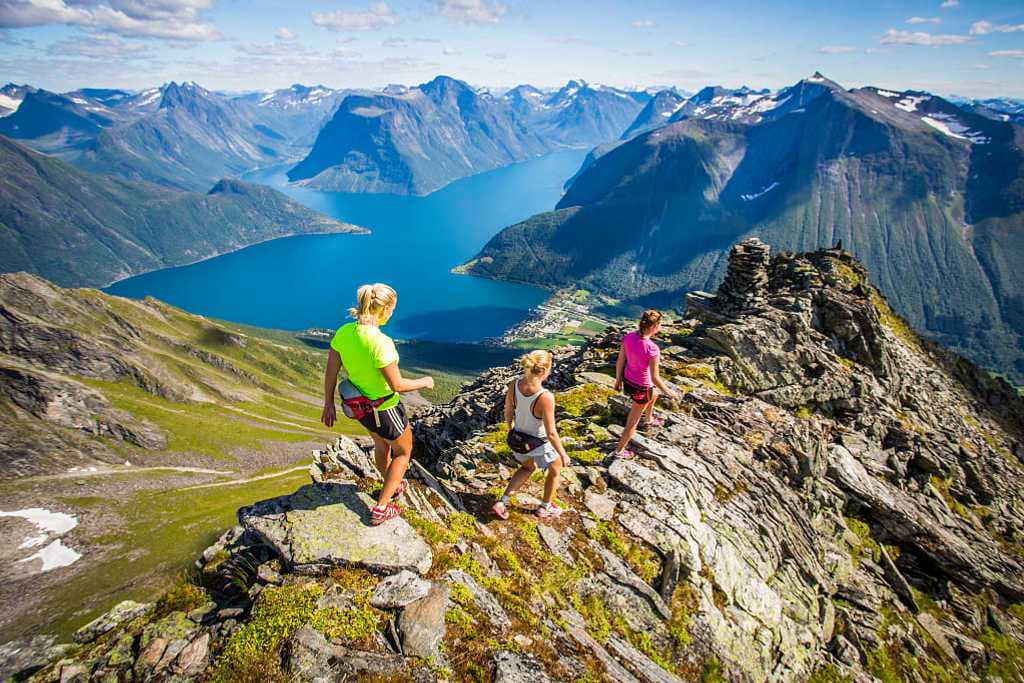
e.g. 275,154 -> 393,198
623,378 -> 654,405
358,402 -> 409,441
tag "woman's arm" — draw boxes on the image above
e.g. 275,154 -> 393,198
649,356 -> 678,399
614,344 -> 626,391
380,362 -> 434,394
321,349 -> 342,427
538,392 -> 570,466
504,381 -> 515,427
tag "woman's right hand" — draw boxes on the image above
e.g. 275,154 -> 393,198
614,379 -> 622,392
420,376 -> 435,391
321,402 -> 336,427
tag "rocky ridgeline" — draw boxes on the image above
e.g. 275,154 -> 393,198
8,241 -> 1024,682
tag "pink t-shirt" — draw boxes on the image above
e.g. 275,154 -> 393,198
623,331 -> 660,387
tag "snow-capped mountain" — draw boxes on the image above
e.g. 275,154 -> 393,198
464,72 -> 1024,381
622,88 -> 686,139
0,83 -> 37,117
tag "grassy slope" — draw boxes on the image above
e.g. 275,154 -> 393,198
0,136 -> 359,288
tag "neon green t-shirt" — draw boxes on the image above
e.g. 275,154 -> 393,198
330,322 -> 401,410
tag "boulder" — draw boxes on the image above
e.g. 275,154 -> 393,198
171,633 -> 209,676
285,625 -> 411,680
0,635 -> 70,681
371,570 -> 432,609
398,582 -> 449,658
73,600 -> 150,643
238,482 -> 433,575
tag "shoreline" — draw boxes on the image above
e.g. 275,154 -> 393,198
99,225 -> 369,290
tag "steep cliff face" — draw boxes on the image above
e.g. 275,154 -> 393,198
14,242 -> 1024,683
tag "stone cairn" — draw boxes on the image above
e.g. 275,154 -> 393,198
716,237 -> 771,314
686,237 -> 771,318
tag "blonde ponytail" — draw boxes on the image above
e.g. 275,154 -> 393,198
520,350 -> 553,377
349,283 -> 398,324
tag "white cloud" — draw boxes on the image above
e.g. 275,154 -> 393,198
0,0 -> 220,41
817,45 -> 858,54
970,20 -> 1024,35
670,40 -> 689,48
436,0 -> 505,25
441,46 -> 459,55
939,0 -> 958,7
486,51 -> 505,59
880,29 -> 973,45
906,16 -> 941,24
973,63 -> 990,69
631,19 -> 656,28
382,36 -> 405,48
47,32 -> 149,59
312,3 -> 399,32
275,26 -> 296,41
990,49 -> 1024,58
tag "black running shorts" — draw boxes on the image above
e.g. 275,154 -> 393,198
358,402 -> 409,441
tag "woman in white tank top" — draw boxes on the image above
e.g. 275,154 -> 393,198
493,350 -> 570,520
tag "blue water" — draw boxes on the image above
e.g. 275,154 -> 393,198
105,150 -> 587,342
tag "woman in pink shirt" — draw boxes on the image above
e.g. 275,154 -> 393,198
613,310 -> 678,458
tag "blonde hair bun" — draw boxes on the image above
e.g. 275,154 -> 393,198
639,309 -> 663,334
349,283 -> 398,322
520,349 -> 553,376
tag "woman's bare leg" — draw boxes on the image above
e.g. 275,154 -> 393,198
370,432 -> 392,478
642,390 -> 658,422
376,426 -> 412,508
501,461 -> 536,500
616,401 -> 646,453
543,457 -> 562,505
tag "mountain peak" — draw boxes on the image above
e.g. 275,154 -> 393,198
802,72 -> 843,89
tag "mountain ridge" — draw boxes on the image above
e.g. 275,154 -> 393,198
287,75 -> 650,196
9,240 -> 1024,682
462,73 -> 1024,383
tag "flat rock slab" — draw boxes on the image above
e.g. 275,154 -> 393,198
443,569 -> 511,633
584,490 -> 617,521
73,600 -> 150,643
238,483 -> 433,576
493,651 -> 553,683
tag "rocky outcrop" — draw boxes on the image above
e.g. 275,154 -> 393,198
20,241 -> 1024,683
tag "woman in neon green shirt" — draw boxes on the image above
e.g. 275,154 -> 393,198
321,283 -> 434,525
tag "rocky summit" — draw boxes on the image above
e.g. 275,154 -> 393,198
10,240 -> 1024,682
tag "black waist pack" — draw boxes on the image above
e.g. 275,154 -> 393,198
506,428 -> 546,454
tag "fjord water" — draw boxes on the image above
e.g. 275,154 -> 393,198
106,150 -> 588,341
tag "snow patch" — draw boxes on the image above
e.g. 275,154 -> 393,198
1,507 -> 80,569
895,95 -> 929,112
0,508 -> 78,536
70,97 -> 89,105
876,90 -> 899,98
21,540 -> 81,571
0,92 -> 23,115
741,181 -> 780,201
921,114 -> 989,144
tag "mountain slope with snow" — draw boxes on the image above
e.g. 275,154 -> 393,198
463,73 -> 1024,382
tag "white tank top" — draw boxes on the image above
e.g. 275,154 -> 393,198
514,381 -> 547,439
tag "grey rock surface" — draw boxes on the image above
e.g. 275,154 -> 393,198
238,482 -> 433,575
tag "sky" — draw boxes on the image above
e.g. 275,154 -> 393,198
0,0 -> 1022,98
